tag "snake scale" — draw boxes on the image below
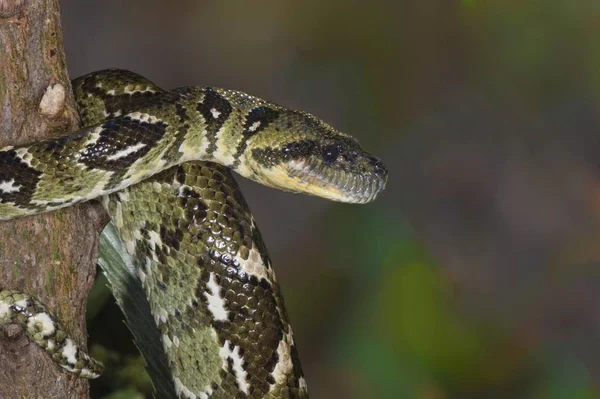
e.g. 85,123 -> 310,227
0,69 -> 387,398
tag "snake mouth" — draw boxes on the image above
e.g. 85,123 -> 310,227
285,157 -> 387,203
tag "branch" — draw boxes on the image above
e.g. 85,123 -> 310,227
0,1 -> 105,397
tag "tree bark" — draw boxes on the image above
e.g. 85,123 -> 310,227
0,1 -> 106,398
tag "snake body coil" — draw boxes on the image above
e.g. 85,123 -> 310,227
0,70 -> 387,398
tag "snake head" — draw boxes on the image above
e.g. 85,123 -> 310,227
243,109 -> 388,203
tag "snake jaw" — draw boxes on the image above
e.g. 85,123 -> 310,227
246,124 -> 388,203
246,141 -> 387,203
251,155 -> 387,203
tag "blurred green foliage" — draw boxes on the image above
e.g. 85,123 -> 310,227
69,0 -> 600,398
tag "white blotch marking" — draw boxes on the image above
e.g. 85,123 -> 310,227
63,364 -> 77,372
80,367 -> 100,379
126,111 -> 161,124
85,126 -> 104,147
270,328 -> 295,388
123,85 -> 156,94
210,108 -> 221,119
204,272 -> 228,321
0,179 -> 21,194
147,230 -> 162,262
204,385 -> 214,396
148,230 -> 162,250
61,338 -> 78,364
102,109 -> 123,118
132,229 -> 143,242
152,306 -> 169,326
174,377 -> 198,399
231,345 -> 250,394
162,334 -> 173,351
28,312 -> 56,336
15,299 -> 28,308
106,89 -> 115,95
106,143 -> 147,161
172,335 -> 180,347
299,376 -> 308,393
198,384 -> 214,399
248,120 -> 261,132
14,147 -> 33,167
218,341 -> 250,394
235,246 -> 273,282
0,302 -> 10,318
137,267 -> 147,285
29,198 -> 79,211
47,339 -> 55,351
177,184 -> 192,197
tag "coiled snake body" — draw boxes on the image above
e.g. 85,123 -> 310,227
0,70 -> 387,398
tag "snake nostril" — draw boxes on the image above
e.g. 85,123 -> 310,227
368,157 -> 387,178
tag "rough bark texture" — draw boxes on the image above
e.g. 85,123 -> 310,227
0,1 -> 106,398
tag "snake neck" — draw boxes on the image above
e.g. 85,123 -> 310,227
177,86 -> 388,203
173,87 -> 272,178
0,81 -> 386,219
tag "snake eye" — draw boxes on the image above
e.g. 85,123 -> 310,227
322,145 -> 341,164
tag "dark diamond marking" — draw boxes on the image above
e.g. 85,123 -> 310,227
196,88 -> 233,156
0,150 -> 42,206
232,106 -> 280,167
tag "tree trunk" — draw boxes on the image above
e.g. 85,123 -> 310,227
0,1 -> 106,398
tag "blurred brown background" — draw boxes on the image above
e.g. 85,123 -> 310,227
60,1 -> 600,398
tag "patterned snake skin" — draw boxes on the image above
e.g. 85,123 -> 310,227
0,70 -> 387,398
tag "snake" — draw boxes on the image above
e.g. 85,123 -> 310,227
0,69 -> 387,398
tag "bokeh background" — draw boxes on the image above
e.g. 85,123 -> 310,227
60,1 -> 600,398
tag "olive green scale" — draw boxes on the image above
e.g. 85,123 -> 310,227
0,69 -> 309,398
82,70 -> 309,398
0,64 -> 389,397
